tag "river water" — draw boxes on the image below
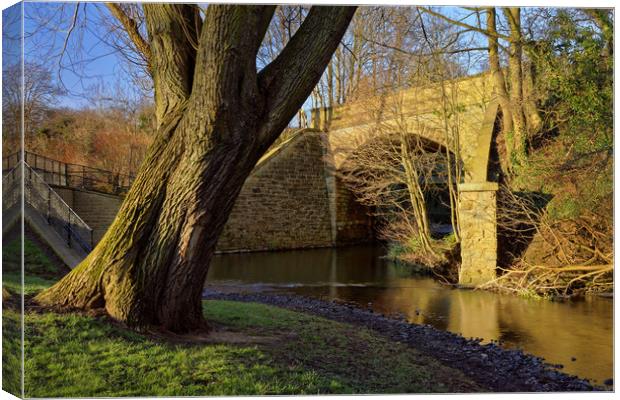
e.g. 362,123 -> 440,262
205,245 -> 613,384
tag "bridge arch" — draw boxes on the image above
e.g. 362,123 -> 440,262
12,74 -> 502,287
319,74 -> 502,286
334,129 -> 461,249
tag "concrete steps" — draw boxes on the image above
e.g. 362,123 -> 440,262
3,203 -> 88,268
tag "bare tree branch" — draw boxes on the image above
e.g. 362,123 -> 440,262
418,7 -> 510,40
57,3 -> 80,86
362,35 -> 488,57
257,6 -> 356,142
106,3 -> 152,66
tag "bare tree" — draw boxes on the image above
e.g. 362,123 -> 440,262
2,62 -> 64,144
418,6 -> 546,172
336,32 -> 468,268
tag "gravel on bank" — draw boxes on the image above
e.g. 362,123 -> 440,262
203,290 -> 601,393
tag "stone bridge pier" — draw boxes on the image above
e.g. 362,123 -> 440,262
457,182 -> 498,286
455,99 -> 501,287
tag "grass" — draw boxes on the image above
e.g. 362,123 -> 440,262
21,308 -> 326,397
4,237 -> 64,277
203,301 -> 480,394
3,238 -> 482,397
3,237 -> 67,295
14,301 -> 480,397
2,308 -> 22,397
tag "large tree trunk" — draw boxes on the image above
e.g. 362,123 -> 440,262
36,4 -> 356,333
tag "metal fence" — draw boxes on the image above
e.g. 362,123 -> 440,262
3,163 -> 20,211
20,161 -> 94,253
3,151 -> 134,195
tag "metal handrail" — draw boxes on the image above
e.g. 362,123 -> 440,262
3,151 -> 135,195
2,164 -> 20,210
25,162 -> 92,228
12,160 -> 94,253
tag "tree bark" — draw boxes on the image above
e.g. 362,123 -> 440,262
486,7 -> 514,175
522,60 -> 543,134
36,5 -> 356,333
503,7 -> 527,165
143,4 -> 200,126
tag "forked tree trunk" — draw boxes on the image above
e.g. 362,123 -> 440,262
36,4 -> 356,333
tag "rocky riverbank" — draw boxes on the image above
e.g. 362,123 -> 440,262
203,290 -> 603,392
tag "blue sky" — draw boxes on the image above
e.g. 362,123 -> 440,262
24,2 -> 141,108
22,3 -> 492,110
2,2 -> 21,67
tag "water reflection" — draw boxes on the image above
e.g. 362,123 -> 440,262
206,245 -> 613,384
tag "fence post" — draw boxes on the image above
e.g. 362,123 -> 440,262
47,187 -> 52,224
67,211 -> 72,248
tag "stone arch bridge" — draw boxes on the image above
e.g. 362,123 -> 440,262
319,73 -> 501,285
3,74 -> 501,286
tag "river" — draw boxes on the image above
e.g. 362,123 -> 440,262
205,245 -> 613,385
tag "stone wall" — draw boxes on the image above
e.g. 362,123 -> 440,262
53,187 -> 123,244
50,131 -> 374,252
457,182 -> 498,286
217,131 -> 371,252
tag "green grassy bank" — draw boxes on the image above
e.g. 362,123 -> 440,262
3,238 -> 481,396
